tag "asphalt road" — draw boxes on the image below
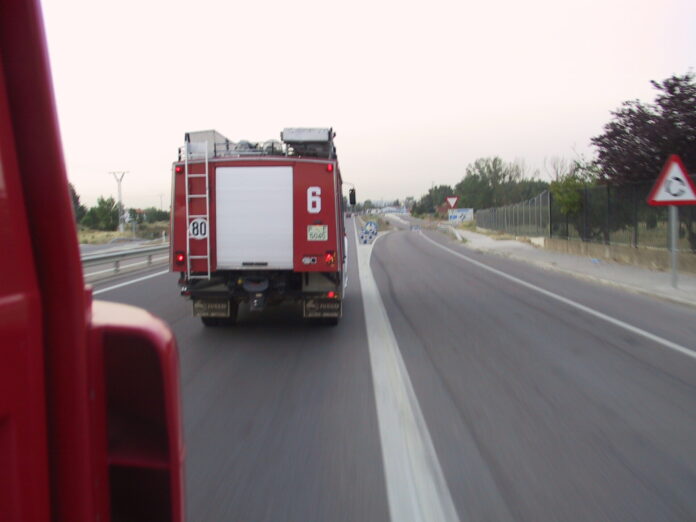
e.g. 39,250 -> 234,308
92,217 -> 696,521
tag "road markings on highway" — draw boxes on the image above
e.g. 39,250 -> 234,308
92,270 -> 169,295
420,232 -> 696,361
355,222 -> 460,522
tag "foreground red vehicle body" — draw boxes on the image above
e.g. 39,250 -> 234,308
171,129 -> 350,325
0,1 -> 185,521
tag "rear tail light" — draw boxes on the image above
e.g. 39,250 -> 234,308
175,251 -> 185,265
327,291 -> 336,298
324,251 -> 336,266
326,163 -> 334,172
175,165 -> 184,174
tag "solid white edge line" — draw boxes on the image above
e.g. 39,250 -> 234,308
355,221 -> 460,522
420,231 -> 696,361
92,270 -> 170,295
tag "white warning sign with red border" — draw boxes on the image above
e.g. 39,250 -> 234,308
647,155 -> 696,206
446,196 -> 459,209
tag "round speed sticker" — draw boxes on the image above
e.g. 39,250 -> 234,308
188,218 -> 208,239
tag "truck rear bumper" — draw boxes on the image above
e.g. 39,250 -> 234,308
182,270 -> 342,318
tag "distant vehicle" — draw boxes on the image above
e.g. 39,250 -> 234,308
172,128 -> 356,326
1,1 -> 184,520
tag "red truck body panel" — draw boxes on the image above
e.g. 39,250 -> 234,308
1,1 -> 185,520
171,158 -> 345,275
0,52 -> 52,522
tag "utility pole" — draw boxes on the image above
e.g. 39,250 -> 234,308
159,193 -> 164,210
109,171 -> 127,232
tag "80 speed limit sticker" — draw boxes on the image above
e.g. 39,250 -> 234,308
188,218 -> 208,239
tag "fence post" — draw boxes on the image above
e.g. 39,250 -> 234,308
525,200 -> 529,235
606,185 -> 611,245
632,184 -> 638,248
583,187 -> 589,241
548,191 -> 553,238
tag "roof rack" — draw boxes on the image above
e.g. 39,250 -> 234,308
179,128 -> 336,160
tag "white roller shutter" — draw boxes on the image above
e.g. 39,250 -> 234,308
215,166 -> 293,269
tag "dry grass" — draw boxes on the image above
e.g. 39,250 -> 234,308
455,220 -> 477,231
78,229 -> 135,244
78,221 -> 169,244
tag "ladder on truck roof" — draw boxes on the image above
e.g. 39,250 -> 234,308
184,141 -> 211,280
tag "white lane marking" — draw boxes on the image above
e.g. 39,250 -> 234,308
420,232 -> 696,361
355,222 -> 460,522
92,270 -> 169,295
84,256 -> 169,277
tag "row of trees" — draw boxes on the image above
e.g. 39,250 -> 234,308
411,158 -> 549,215
410,72 -> 695,216
70,184 -> 169,231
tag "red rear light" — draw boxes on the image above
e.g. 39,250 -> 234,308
175,165 -> 184,174
175,252 -> 185,264
326,164 -> 334,172
324,251 -> 336,265
327,291 -> 336,298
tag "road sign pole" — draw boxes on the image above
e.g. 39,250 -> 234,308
670,205 -> 679,288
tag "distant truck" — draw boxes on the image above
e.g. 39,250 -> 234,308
171,128 -> 355,326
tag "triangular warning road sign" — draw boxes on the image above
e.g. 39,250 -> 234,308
446,196 -> 459,209
647,155 -> 696,206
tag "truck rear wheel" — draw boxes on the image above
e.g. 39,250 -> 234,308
308,316 -> 339,326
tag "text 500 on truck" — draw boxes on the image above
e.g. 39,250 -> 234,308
171,128 -> 355,326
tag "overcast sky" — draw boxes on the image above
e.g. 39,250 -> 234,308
42,0 -> 695,208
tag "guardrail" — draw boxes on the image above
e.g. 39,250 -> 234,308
81,244 -> 170,277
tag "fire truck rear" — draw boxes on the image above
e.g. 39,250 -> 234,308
171,128 -> 352,326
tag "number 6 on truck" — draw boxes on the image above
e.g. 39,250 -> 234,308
307,186 -> 321,214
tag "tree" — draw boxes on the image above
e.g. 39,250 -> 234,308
68,183 -> 86,223
412,185 -> 453,215
80,196 -> 119,230
592,72 -> 696,184
128,208 -> 144,224
143,207 -> 170,222
549,173 -> 587,216
454,157 -> 547,209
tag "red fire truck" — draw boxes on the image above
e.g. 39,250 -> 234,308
1,1 -> 184,520
171,128 -> 355,326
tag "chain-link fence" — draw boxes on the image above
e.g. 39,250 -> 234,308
475,180 -> 696,253
475,191 -> 550,237
549,181 -> 696,252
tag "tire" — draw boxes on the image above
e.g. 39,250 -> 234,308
201,316 -> 219,327
307,316 -> 339,326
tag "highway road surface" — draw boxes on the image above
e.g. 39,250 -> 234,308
91,216 -> 696,521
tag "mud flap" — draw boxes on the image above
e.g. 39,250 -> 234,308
193,299 -> 230,318
303,298 -> 341,318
